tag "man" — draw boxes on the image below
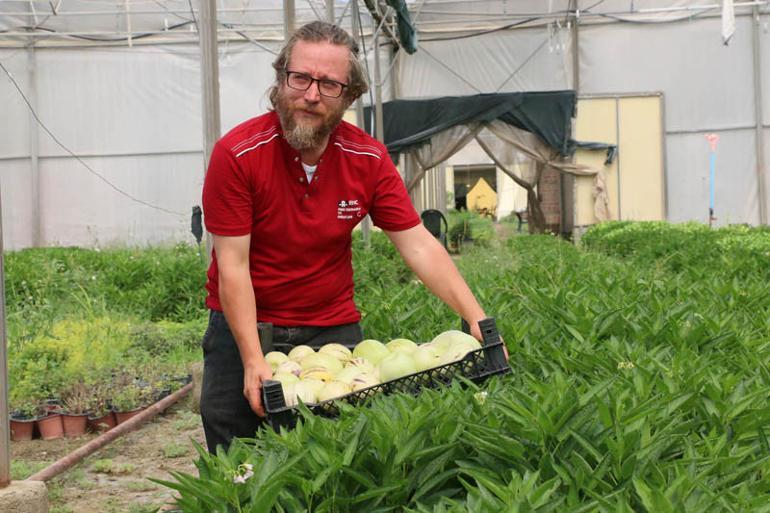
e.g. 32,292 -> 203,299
200,21 -> 490,453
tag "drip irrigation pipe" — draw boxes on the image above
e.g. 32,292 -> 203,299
26,382 -> 194,483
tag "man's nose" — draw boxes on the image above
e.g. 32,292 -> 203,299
303,80 -> 321,101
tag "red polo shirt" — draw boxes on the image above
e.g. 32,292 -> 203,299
202,111 -> 420,326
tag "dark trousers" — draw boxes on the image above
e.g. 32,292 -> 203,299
199,310 -> 363,453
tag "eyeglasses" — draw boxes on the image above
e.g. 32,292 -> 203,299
285,70 -> 348,98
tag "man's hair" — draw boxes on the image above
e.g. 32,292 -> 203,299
269,21 -> 369,107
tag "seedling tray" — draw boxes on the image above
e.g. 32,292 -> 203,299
262,317 -> 510,432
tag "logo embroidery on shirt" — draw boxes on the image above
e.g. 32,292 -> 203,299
337,199 -> 362,220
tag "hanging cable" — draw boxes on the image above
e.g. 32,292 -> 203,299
417,44 -> 482,93
0,58 -> 186,217
186,0 -> 199,33
0,21 -> 195,41
421,16 -> 541,41
494,37 -> 550,93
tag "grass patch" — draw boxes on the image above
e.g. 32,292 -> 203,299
125,480 -> 159,492
10,459 -> 49,480
162,442 -> 189,459
172,411 -> 200,432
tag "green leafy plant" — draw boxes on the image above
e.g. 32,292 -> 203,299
110,372 -> 150,412
161,224 -> 770,511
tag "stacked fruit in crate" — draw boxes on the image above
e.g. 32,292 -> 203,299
265,329 -> 484,406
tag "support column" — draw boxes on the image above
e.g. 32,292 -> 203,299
28,45 -> 40,246
199,0 -> 221,265
752,6 -> 767,224
571,0 -> 580,92
351,0 -> 371,246
283,0 -> 295,40
566,0 -> 580,234
0,184 -> 10,488
373,31 -> 385,143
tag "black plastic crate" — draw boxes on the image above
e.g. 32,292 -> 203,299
261,317 -> 510,432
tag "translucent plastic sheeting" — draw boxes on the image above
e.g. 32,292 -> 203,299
0,0 -> 309,40
762,12 -> 770,126
764,131 -> 770,217
396,26 -> 573,96
34,152 -> 200,247
0,159 -> 35,248
579,15 -> 756,132
0,49 -> 31,157
666,130 -> 759,225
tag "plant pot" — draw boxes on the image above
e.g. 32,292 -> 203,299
10,418 -> 36,441
44,398 -> 62,413
115,407 -> 145,424
88,411 -> 117,433
62,413 -> 89,437
37,413 -> 64,440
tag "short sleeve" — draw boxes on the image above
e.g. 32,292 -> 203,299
202,141 -> 254,236
368,156 -> 421,232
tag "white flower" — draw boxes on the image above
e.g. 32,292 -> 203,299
232,463 -> 254,484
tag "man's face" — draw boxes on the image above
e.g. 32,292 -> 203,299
276,40 -> 351,151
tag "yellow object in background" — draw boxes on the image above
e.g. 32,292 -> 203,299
467,177 -> 497,217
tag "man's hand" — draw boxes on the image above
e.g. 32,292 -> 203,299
243,359 -> 274,417
470,320 -> 509,360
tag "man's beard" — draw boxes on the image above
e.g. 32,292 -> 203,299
276,90 -> 346,151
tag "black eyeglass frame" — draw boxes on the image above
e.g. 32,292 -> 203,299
284,70 -> 349,98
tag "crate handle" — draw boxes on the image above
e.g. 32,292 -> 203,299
475,318 -> 508,372
262,380 -> 295,432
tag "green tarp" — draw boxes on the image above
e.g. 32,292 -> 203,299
363,0 -> 417,54
364,91 -> 578,156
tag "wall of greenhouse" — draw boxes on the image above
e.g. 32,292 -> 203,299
0,0 -> 767,249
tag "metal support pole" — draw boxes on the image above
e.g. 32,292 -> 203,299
752,6 -> 767,224
284,0 -> 295,40
124,0 -> 132,48
0,185 -> 10,488
571,0 -> 580,92
388,43 -> 398,100
351,0 -> 371,247
199,0 -> 221,266
27,37 -> 40,247
326,0 -> 335,23
373,31 -> 384,143
568,0 -> 580,232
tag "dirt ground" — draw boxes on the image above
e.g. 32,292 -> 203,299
11,396 -> 205,513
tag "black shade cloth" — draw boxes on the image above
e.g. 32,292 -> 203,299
569,140 -> 618,165
364,91 -> 577,156
363,0 -> 417,54
386,0 -> 417,54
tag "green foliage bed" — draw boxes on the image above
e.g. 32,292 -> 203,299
6,221 -> 770,510
6,243 -> 208,415
159,222 -> 768,512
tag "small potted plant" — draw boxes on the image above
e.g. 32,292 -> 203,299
87,381 -> 117,433
8,399 -> 41,442
60,380 -> 92,437
111,382 -> 149,424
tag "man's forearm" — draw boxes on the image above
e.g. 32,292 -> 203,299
219,271 -> 264,366
412,245 -> 486,325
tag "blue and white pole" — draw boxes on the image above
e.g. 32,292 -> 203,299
705,134 -> 720,227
